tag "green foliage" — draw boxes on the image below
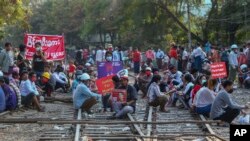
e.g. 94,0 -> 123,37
0,0 -> 30,42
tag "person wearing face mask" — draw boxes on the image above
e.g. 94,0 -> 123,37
191,75 -> 206,105
147,75 -> 169,112
32,42 -> 47,79
138,67 -> 153,98
0,42 -> 15,76
228,44 -> 239,82
193,79 -> 216,117
105,51 -> 113,62
73,73 -> 101,114
210,80 -> 248,124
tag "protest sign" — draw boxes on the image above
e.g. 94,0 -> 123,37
24,34 -> 65,60
97,61 -> 123,78
112,89 -> 127,103
96,75 -> 114,94
210,62 -> 227,79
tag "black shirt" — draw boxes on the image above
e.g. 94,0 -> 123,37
119,84 -> 138,109
33,54 -> 45,72
17,53 -> 27,72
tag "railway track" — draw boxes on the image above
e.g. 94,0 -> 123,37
0,74 -> 230,141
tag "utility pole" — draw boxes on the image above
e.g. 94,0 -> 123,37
187,1 -> 192,49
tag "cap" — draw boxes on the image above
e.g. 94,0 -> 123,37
85,63 -> 91,67
80,73 -> 90,81
145,67 -> 152,71
231,44 -> 238,49
42,72 -> 51,79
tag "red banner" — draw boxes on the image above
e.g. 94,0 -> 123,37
96,75 -> 114,94
24,34 -> 65,60
210,62 -> 227,79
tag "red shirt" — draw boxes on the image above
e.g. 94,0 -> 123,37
133,51 -> 141,62
169,48 -> 178,59
192,84 -> 201,102
68,64 -> 76,73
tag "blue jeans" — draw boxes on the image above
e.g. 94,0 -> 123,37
113,101 -> 134,118
196,104 -> 212,117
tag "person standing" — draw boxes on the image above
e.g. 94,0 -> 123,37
181,47 -> 188,72
228,44 -> 239,82
17,44 -> 29,74
132,48 -> 141,74
32,42 -> 46,79
156,48 -> 164,70
95,46 -> 104,63
0,42 -> 15,76
192,43 -> 205,72
113,47 -> 121,62
169,43 -> 178,69
145,48 -> 155,67
210,80 -> 248,124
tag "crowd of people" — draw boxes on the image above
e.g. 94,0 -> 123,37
0,41 -> 250,125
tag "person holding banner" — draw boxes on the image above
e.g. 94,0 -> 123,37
0,42 -> 15,76
32,42 -> 47,79
109,76 -> 138,119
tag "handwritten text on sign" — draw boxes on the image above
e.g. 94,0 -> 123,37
210,62 -> 227,79
96,75 -> 114,94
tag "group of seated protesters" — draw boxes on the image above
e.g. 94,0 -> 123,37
132,64 -> 249,124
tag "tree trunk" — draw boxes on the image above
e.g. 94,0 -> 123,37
154,0 -> 204,43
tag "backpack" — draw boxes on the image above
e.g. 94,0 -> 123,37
2,84 -> 17,110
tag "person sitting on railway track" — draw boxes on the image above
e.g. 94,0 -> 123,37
19,71 -> 45,112
210,80 -> 248,124
147,74 -> 169,112
191,75 -> 206,105
109,75 -> 138,119
0,72 -> 6,112
192,79 -> 216,117
73,73 -> 101,114
168,65 -> 183,88
71,70 -> 83,95
102,75 -> 120,112
174,73 -> 194,109
39,72 -> 53,97
138,67 -> 153,98
52,65 -> 68,93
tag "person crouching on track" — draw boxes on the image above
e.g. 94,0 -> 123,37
40,72 -> 53,97
19,71 -> 45,112
210,80 -> 248,124
147,75 -> 169,112
109,76 -> 138,119
73,73 -> 101,114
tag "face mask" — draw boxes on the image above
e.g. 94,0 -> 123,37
36,47 -> 41,51
146,71 -> 151,76
228,89 -> 234,94
202,79 -> 207,85
106,56 -> 112,61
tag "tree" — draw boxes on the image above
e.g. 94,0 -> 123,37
0,0 -> 30,40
